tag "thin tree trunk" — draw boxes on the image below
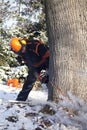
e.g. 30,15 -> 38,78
45,0 -> 87,102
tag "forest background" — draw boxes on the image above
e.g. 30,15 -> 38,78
0,0 -> 46,83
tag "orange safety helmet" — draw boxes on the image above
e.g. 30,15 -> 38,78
10,37 -> 26,52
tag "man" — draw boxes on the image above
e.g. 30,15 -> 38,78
10,37 -> 50,101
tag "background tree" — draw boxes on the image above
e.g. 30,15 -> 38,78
0,0 -> 47,67
0,0 -> 12,66
0,0 -> 47,83
45,0 -> 87,102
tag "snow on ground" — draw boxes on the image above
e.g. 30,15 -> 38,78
0,84 -> 87,130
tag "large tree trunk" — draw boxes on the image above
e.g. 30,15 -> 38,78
45,0 -> 87,102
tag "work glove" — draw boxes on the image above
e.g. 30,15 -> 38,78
38,70 -> 49,83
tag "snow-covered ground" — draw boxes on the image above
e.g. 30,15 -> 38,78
0,84 -> 87,130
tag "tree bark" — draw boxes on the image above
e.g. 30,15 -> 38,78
45,0 -> 87,102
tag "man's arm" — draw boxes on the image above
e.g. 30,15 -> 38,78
33,44 -> 50,67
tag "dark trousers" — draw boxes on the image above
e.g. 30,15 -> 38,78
16,70 -> 37,101
16,61 -> 49,101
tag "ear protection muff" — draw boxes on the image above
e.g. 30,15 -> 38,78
21,40 -> 26,45
15,39 -> 27,54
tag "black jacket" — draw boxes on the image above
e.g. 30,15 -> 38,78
17,39 -> 50,72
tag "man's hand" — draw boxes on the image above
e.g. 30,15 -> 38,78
38,70 -> 49,83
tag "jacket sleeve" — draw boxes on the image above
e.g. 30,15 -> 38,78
38,44 -> 50,58
33,44 -> 50,67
